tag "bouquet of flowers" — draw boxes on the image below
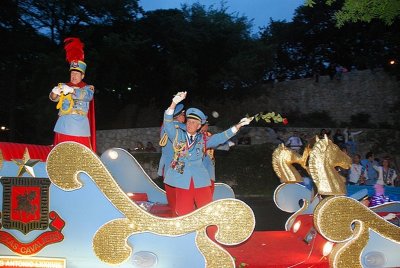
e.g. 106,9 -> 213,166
246,112 -> 288,125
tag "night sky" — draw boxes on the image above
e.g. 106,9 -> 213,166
139,0 -> 304,33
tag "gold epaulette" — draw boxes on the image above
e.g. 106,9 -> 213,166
159,133 -> 168,147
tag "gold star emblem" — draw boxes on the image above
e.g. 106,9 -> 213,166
12,148 -> 40,177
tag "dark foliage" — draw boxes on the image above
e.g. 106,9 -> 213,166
0,0 -> 399,143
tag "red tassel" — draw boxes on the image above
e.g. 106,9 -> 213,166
64,37 -> 85,63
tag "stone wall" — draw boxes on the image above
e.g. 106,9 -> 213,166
97,69 -> 399,154
97,126 -> 399,156
97,127 -> 161,154
262,69 -> 399,124
96,126 -> 400,179
96,69 -> 400,176
96,126 -> 284,154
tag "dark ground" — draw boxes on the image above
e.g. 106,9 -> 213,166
236,196 -> 292,231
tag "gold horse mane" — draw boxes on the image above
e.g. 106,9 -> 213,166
308,135 -> 351,196
272,135 -> 351,195
272,143 -> 310,183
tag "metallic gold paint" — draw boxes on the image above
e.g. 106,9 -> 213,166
314,196 -> 400,268
272,143 -> 310,183
308,136 -> 351,196
46,142 -> 255,267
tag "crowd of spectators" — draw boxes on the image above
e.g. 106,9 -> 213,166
285,127 -> 399,211
284,127 -> 399,189
129,141 -> 157,153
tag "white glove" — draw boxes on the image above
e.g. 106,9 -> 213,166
62,84 -> 74,95
172,91 -> 187,104
238,117 -> 254,127
51,86 -> 62,96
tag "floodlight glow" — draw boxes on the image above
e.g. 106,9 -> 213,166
363,251 -> 386,268
108,150 -> 119,160
292,221 -> 301,233
132,251 -> 158,268
322,241 -> 334,256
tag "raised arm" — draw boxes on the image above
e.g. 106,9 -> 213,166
206,117 -> 253,148
163,91 -> 187,139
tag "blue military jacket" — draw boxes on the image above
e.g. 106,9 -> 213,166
157,121 -> 186,176
163,110 -> 236,189
52,84 -> 94,137
203,154 -> 215,180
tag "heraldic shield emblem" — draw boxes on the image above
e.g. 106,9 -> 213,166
1,177 -> 50,234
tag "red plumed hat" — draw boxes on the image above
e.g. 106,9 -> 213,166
64,37 -> 86,74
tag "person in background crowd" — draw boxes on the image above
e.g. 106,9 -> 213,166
285,131 -> 303,153
348,154 -> 368,185
335,65 -> 344,80
369,183 -> 391,207
318,129 -> 327,139
163,91 -> 253,216
374,157 -> 397,186
326,129 -> 332,139
313,61 -> 324,83
145,141 -> 157,152
333,128 -> 345,148
368,183 -> 398,221
343,127 -> 362,155
328,63 -> 336,80
361,152 -> 379,185
134,141 -> 145,151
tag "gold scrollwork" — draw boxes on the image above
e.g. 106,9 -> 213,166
46,142 -> 255,267
314,196 -> 400,267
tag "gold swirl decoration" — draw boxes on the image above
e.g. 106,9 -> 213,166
272,143 -> 310,183
308,135 -> 351,195
46,142 -> 255,267
314,196 -> 400,267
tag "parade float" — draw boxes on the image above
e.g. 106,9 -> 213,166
0,135 -> 399,268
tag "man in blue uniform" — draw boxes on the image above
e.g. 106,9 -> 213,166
200,121 -> 216,194
360,151 -> 379,185
157,103 -> 185,211
163,91 -> 253,216
49,38 -> 95,150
